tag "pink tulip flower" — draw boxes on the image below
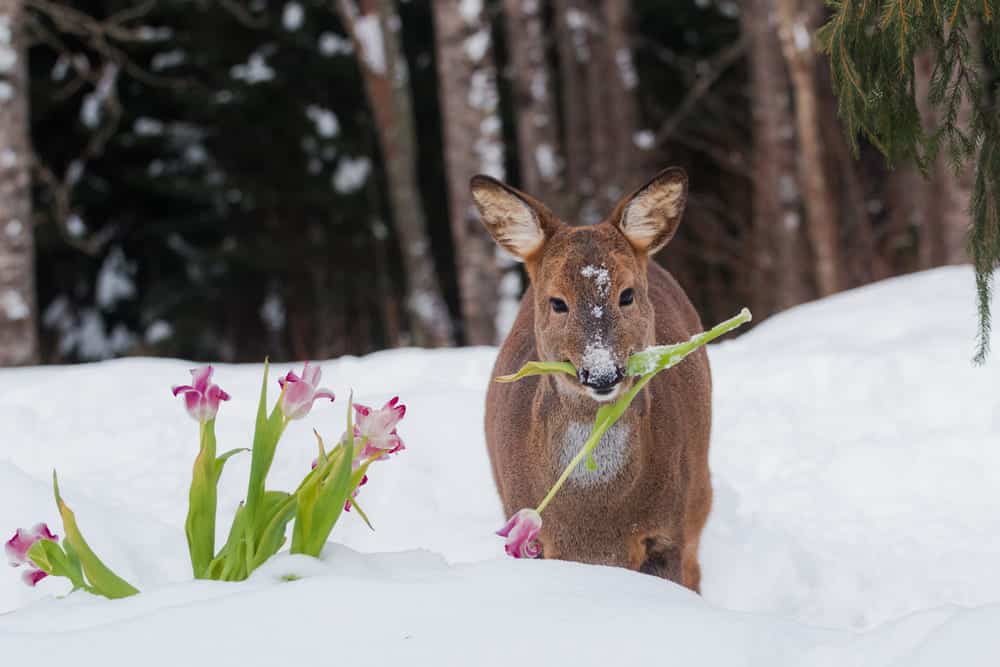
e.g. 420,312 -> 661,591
172,365 -> 230,422
353,397 -> 406,460
5,523 -> 58,587
496,509 -> 542,559
278,362 -> 335,420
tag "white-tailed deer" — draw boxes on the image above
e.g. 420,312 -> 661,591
473,168 -> 711,592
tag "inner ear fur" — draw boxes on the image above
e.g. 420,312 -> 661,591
470,175 -> 561,261
612,167 -> 688,255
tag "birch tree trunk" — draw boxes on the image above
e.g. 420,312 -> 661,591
744,0 -> 806,315
776,0 -> 842,297
0,0 -> 37,365
337,0 -> 454,347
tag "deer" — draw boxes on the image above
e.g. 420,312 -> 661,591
472,167 -> 712,592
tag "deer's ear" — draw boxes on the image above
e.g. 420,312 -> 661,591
470,175 -> 559,261
613,167 -> 688,255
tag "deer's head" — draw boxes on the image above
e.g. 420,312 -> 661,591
472,168 -> 688,403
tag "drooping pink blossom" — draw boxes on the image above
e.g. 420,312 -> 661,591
278,362 -> 335,420
496,509 -> 542,559
172,365 -> 230,422
353,396 -> 406,461
5,523 -> 59,587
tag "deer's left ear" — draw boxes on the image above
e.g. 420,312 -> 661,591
613,167 -> 688,255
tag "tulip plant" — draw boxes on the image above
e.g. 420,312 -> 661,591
494,308 -> 752,558
7,360 -> 407,597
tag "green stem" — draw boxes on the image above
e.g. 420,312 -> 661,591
534,308 -> 752,516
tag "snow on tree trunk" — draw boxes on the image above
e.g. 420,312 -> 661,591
554,0 -> 597,224
553,0 -> 642,224
776,0 -> 842,298
744,0 -> 807,315
337,0 -> 454,347
432,0 -> 511,345
0,0 -> 37,365
503,0 -> 564,211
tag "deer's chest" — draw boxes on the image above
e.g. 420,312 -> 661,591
557,421 -> 631,487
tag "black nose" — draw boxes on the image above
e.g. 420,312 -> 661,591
578,366 -> 626,391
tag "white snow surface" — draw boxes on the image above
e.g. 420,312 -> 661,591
2,266 -> 1000,665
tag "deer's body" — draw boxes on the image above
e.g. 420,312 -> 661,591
473,169 -> 712,591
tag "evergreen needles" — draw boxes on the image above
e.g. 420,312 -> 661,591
818,0 -> 1000,362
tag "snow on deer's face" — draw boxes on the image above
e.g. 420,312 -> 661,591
531,225 -> 653,402
471,169 -> 688,403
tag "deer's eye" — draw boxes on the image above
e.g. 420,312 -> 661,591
619,288 -> 635,306
550,297 -> 568,313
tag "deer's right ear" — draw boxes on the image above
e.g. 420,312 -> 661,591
470,175 -> 557,261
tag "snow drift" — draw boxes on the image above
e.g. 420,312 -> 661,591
1,266 -> 998,666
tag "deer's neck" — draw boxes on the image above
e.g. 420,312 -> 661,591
537,376 -> 644,487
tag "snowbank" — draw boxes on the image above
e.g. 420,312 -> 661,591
2,266 -> 998,665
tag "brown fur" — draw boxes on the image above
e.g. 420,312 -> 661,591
474,168 -> 712,592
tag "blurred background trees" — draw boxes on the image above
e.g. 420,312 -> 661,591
0,0 -> 990,364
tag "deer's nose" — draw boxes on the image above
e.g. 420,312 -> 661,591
578,365 -> 626,391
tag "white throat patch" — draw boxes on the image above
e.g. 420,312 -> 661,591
559,421 -> 631,487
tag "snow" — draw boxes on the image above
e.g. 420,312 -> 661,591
0,289 -> 28,320
463,30 -> 490,62
0,16 -> 16,73
535,143 -> 558,179
305,105 -> 340,138
3,267 -> 1000,665
354,14 -> 386,75
580,263 -> 611,297
615,48 -> 638,90
144,321 -> 173,345
581,338 -> 617,384
318,32 -> 353,56
79,64 -> 119,129
151,50 -> 185,71
332,156 -> 371,193
793,22 -> 811,51
633,129 -> 655,150
459,0 -> 483,23
95,248 -> 136,309
282,2 -> 304,31
230,52 -> 275,84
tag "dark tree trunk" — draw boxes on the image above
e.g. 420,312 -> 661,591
337,0 -> 454,347
744,0 -> 807,315
776,0 -> 842,297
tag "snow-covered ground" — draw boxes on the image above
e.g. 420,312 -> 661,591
2,266 -> 998,665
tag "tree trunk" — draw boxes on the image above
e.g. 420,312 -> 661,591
600,0 -> 642,200
337,0 -> 454,347
503,0 -> 564,209
553,0 -> 643,223
431,0 -> 506,345
0,0 -> 37,365
914,50 -> 973,267
776,0 -> 842,297
744,0 -> 807,315
554,0 -> 597,223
